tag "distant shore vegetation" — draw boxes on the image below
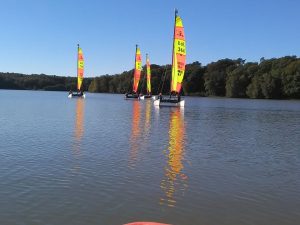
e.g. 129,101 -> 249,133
1,56 -> 299,99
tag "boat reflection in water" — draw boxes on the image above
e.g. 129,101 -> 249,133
129,101 -> 141,167
143,100 -> 152,137
72,98 -> 85,171
160,108 -> 188,207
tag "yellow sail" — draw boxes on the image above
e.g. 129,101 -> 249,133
133,45 -> 142,93
146,54 -> 151,94
171,11 -> 186,93
77,46 -> 84,91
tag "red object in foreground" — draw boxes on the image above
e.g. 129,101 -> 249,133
124,223 -> 171,225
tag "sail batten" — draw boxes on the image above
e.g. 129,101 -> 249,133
77,46 -> 84,91
146,54 -> 151,94
171,12 -> 186,94
133,45 -> 142,93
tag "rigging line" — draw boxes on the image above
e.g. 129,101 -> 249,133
126,71 -> 134,93
139,68 -> 146,95
160,65 -> 168,94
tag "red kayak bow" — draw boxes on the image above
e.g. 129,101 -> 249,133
124,223 -> 170,225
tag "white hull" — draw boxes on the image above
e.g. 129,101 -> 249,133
68,94 -> 86,98
140,95 -> 153,100
152,96 -> 158,100
153,99 -> 185,107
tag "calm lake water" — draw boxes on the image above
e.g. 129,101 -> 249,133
0,90 -> 299,225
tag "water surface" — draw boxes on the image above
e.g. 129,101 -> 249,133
0,90 -> 299,225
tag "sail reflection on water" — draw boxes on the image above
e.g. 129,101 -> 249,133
129,101 -> 141,167
160,109 -> 188,207
143,100 -> 152,136
74,98 -> 84,142
72,98 -> 85,171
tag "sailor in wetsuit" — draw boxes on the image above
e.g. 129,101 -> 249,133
159,93 -> 162,100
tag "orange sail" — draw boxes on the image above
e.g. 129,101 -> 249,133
133,45 -> 142,93
77,45 -> 84,91
171,10 -> 186,93
146,54 -> 151,94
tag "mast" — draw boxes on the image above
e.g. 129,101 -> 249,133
77,44 -> 79,91
170,9 -> 186,96
76,44 -> 84,92
133,45 -> 142,94
146,53 -> 148,95
133,44 -> 138,93
170,9 -> 178,95
146,53 -> 151,95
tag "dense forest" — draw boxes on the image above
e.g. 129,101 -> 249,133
0,73 -> 92,92
1,56 -> 299,99
89,56 -> 300,99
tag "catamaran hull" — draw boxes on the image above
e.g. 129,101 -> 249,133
140,95 -> 152,100
68,94 -> 85,98
154,99 -> 185,107
125,94 -> 140,100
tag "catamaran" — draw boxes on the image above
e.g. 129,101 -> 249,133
140,54 -> 152,100
125,45 -> 142,100
154,9 -> 186,107
68,44 -> 85,98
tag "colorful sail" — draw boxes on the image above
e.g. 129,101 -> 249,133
133,45 -> 142,93
171,10 -> 186,93
77,46 -> 84,91
146,54 -> 151,94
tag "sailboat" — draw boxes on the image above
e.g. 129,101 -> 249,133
68,44 -> 85,98
125,45 -> 142,100
154,9 -> 186,107
140,54 -> 152,100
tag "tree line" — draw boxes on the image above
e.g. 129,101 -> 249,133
89,56 -> 300,99
1,56 -> 299,99
0,73 -> 92,91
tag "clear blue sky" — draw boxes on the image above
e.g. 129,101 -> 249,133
0,0 -> 299,77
